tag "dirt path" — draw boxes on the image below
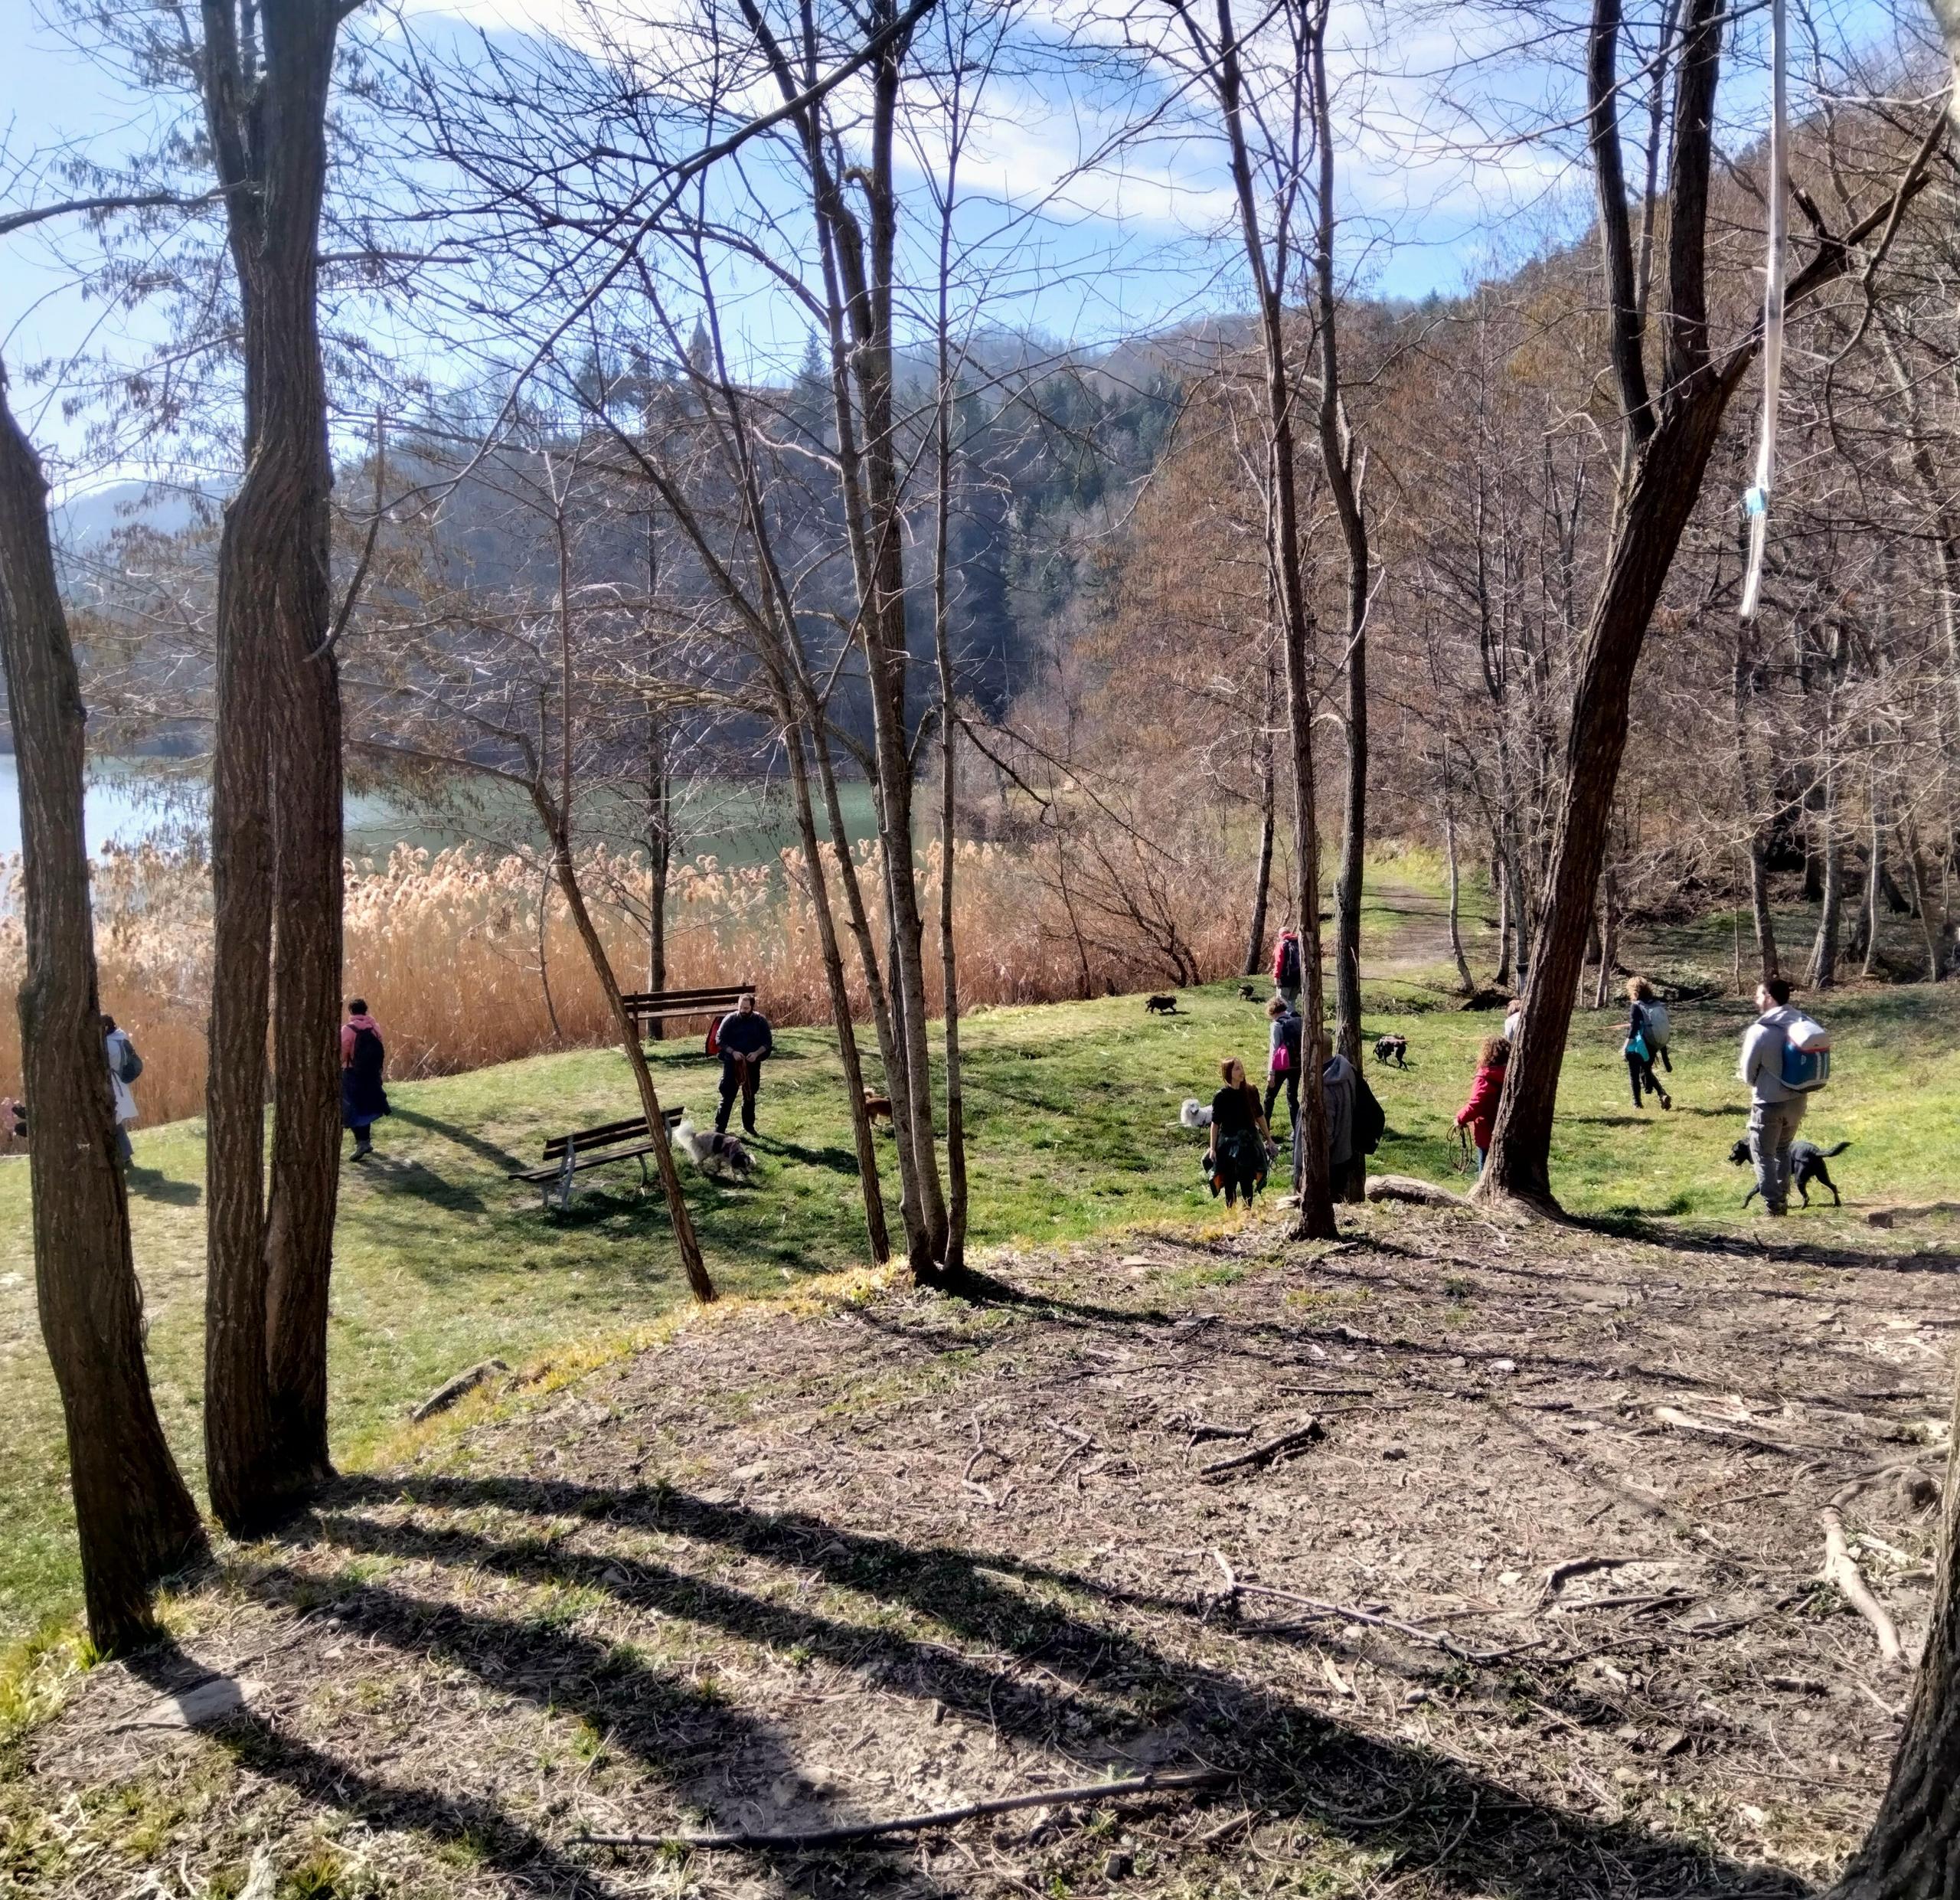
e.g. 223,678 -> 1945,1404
13,1203 -> 1953,1898
1363,881 -> 1474,980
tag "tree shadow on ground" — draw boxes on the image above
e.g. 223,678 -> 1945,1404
348,1153 -> 488,1214
125,1642 -> 623,1896
309,1473 -> 1808,1898
392,1106 -> 529,1175
124,1165 -> 201,1206
749,1133 -> 863,1174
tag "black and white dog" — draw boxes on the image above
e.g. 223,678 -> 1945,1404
1374,1034 -> 1408,1068
1727,1136 -> 1850,1208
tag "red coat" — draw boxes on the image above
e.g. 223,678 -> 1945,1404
1455,1061 -> 1507,1149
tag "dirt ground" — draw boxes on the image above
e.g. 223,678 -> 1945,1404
8,1200 -> 1958,1900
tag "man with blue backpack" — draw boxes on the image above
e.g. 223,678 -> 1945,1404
1736,976 -> 1831,1215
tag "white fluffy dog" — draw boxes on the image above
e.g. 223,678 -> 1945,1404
672,1115 -> 756,1183
1180,1097 -> 1214,1130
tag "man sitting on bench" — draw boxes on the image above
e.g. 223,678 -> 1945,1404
716,993 -> 773,1136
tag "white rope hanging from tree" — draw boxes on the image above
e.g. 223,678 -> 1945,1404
1740,0 -> 1788,620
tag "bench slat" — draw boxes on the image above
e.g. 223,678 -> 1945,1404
514,1140 -> 662,1183
535,1107 -> 684,1163
619,983 -> 755,1005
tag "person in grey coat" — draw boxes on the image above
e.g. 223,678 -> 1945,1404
1302,1031 -> 1361,1199
1737,976 -> 1808,1215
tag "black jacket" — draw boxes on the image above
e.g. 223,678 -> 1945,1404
717,1010 -> 773,1061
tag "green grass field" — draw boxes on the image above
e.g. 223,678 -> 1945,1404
6,863 -> 1960,1665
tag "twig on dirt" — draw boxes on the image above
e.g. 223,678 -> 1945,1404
1208,1563 -> 1526,1664
1178,1421 -> 1255,1444
962,1414 -> 1003,1506
1536,1555 -> 1644,1611
1653,1406 -> 1827,1459
1277,1385 -> 1377,1398
1199,1418 -> 1324,1480
1046,1423 -> 1096,1481
573,1768 -> 1233,1849
1821,1506 -> 1905,1666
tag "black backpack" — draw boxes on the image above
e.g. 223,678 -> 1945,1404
116,1038 -> 143,1084
1353,1074 -> 1386,1156
1279,936 -> 1303,988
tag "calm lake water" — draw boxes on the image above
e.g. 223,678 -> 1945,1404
0,755 -> 876,867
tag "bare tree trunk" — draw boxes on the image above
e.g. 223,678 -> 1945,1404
1244,655 -> 1277,977
0,366 -> 207,1653
1304,5 -> 1371,1083
1904,817 -> 1947,981
1494,855 -> 1513,987
1594,867 -> 1620,1010
1808,811 -> 1843,989
1482,383 -> 1740,1202
932,227 -> 969,1274
201,0 -> 347,1533
645,524 -> 671,1036
1442,760 -> 1475,994
779,700 -> 890,1264
537,795 -> 714,1302
1862,767 -> 1884,980
1196,0 -> 1334,1237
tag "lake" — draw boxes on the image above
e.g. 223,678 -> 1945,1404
0,755 -> 877,867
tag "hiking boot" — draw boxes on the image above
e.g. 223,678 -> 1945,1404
1658,1091 -> 1673,1110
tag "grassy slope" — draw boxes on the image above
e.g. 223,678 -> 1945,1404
5,861 -> 1960,1655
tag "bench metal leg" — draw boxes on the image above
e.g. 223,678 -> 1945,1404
554,1140 -> 577,1214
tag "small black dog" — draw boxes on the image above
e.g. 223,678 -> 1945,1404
1727,1136 -> 1850,1208
1374,1034 -> 1408,1068
1239,983 -> 1258,1001
1145,994 -> 1180,1015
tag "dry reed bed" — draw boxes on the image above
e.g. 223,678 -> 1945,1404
1,839 -> 1246,1126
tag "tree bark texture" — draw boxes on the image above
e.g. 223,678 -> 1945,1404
1244,656 -> 1277,977
201,0 -> 348,1533
0,368 -> 207,1650
1829,1368 -> 1960,1898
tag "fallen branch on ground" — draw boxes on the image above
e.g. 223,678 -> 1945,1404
1199,1418 -> 1323,1480
410,1359 -> 508,1422
1653,1406 -> 1824,1459
573,1768 -> 1233,1849
1536,1555 -> 1644,1611
1821,1506 -> 1905,1666
1207,1554 -> 1524,1663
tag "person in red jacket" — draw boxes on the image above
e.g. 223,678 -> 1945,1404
1270,927 -> 1303,1009
1454,1035 -> 1510,1172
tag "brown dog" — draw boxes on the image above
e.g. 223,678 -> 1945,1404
863,1091 -> 894,1125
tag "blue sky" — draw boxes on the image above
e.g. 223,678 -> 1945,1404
0,0 -> 1916,486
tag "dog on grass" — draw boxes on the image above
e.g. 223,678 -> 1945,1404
1180,1097 -> 1214,1130
1727,1136 -> 1849,1208
674,1115 -> 756,1184
1374,1034 -> 1408,1068
862,1091 -> 893,1126
1145,994 -> 1181,1015
1239,983 -> 1258,1001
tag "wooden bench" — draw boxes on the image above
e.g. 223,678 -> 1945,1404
617,983 -> 756,1039
511,1108 -> 685,1213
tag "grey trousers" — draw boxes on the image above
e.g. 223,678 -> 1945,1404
1749,1096 -> 1807,1212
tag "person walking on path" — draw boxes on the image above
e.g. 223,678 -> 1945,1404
1624,977 -> 1672,1110
1454,1035 -> 1509,1172
1207,1057 -> 1272,1208
1739,976 -> 1813,1216
341,999 -> 390,1161
1263,995 -> 1302,1137
714,992 -> 773,1136
102,1015 -> 142,1165
1271,927 -> 1303,1009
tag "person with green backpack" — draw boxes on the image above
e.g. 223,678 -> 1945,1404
1737,976 -> 1832,1215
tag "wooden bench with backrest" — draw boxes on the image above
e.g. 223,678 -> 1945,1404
617,982 -> 755,1039
511,1108 -> 686,1213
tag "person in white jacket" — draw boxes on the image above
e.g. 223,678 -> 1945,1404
1737,977 -> 1806,1215
102,1015 -> 139,1166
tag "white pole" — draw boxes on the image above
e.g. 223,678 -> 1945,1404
1740,0 -> 1787,621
